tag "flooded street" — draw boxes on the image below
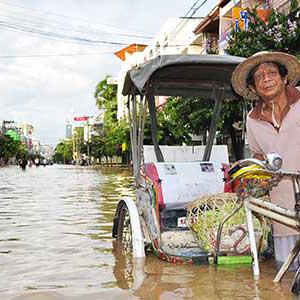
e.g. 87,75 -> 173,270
0,165 -> 297,300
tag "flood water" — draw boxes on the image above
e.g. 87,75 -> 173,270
0,165 -> 298,300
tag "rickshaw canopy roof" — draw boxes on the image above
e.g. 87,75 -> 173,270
122,54 -> 245,99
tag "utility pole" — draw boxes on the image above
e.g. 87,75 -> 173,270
73,116 -> 93,165
72,131 -> 76,163
87,118 -> 90,165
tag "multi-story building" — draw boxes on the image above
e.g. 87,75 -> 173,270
114,44 -> 148,120
19,123 -> 35,153
32,138 -> 41,155
65,123 -> 72,139
193,0 -> 299,53
19,123 -> 34,137
92,111 -> 105,136
115,17 -> 203,119
40,144 -> 54,160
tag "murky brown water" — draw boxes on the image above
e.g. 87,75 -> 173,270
0,165 -> 298,300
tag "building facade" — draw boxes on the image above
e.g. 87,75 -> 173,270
115,17 -> 204,119
194,0 -> 299,53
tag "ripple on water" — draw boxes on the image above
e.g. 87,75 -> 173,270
0,165 -> 296,300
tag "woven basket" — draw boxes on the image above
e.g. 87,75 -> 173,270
186,192 -> 269,255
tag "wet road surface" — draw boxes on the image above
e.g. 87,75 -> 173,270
0,165 -> 297,300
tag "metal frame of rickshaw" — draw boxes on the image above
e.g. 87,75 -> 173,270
112,54 -> 246,262
221,157 -> 300,294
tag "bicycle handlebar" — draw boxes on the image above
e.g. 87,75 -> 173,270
229,157 -> 300,182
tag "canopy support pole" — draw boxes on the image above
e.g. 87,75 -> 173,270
147,95 -> 164,162
128,94 -> 148,184
128,94 -> 139,181
202,86 -> 225,161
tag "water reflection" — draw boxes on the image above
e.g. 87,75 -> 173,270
111,240 -> 296,300
0,165 -> 135,300
0,165 -> 297,300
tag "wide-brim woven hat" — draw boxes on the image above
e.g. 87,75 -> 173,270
231,51 -> 300,100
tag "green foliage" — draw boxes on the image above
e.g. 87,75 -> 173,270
162,97 -> 213,137
160,96 -> 245,139
93,77 -> 129,161
143,99 -> 192,145
101,119 -> 129,158
53,140 -> 73,163
95,76 -> 118,124
16,143 -> 29,160
73,126 -> 85,154
90,136 -> 105,159
0,135 -> 28,161
156,97 -> 213,145
226,8 -> 300,58
290,0 -> 299,13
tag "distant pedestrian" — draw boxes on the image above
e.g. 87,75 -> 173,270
34,158 -> 40,167
19,158 -> 28,170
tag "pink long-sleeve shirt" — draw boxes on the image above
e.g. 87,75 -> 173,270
247,85 -> 300,237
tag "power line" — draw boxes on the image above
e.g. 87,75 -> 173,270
183,0 -> 210,18
0,21 -> 129,46
0,1 -> 211,52
0,25 -> 120,48
0,39 -> 206,59
0,1 -> 155,38
0,52 -> 113,58
0,1 -> 155,49
0,11 -> 153,40
184,0 -> 203,17
167,0 -> 209,43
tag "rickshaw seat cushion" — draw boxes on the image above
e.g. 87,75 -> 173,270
143,161 -> 225,208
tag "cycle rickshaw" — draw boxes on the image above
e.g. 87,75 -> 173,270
111,54 -> 300,294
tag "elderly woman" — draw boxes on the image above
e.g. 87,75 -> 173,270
231,51 -> 300,269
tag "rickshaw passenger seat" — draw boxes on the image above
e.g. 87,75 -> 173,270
143,161 -> 225,210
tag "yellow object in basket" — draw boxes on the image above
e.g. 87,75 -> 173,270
231,165 -> 272,180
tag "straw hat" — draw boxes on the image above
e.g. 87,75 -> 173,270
231,51 -> 300,100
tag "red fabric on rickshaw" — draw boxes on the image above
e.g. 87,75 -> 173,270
144,163 -> 165,208
222,163 -> 234,193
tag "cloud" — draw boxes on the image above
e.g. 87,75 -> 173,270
0,0 -> 216,146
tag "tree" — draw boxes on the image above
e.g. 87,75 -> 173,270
90,136 -> 106,160
73,127 -> 85,156
95,75 -> 118,124
53,140 -> 73,164
226,8 -> 300,58
94,76 -> 130,163
152,97 -> 212,145
0,135 -> 28,163
153,96 -> 248,160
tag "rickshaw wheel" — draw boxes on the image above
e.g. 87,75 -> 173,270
117,203 -> 133,252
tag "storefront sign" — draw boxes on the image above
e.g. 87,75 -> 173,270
232,7 -> 248,31
74,116 -> 89,121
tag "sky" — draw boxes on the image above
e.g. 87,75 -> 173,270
0,0 -> 217,147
